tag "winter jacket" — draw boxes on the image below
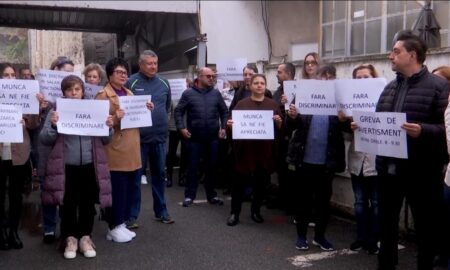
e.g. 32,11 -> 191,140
41,134 -> 112,207
376,66 -> 449,173
174,86 -> 228,142
286,114 -> 346,173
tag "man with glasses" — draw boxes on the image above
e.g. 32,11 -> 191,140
175,67 -> 228,207
125,50 -> 174,226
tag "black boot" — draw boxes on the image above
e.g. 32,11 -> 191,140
166,174 -> 173,188
0,227 -> 9,250
8,230 -> 23,249
227,214 -> 239,226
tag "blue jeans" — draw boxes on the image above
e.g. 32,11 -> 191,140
132,142 -> 169,219
351,173 -> 379,246
185,140 -> 218,201
40,176 -> 57,234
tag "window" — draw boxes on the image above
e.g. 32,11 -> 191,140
321,0 -> 450,58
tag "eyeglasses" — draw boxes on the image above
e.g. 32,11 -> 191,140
113,70 -> 128,76
305,61 -> 318,66
201,74 -> 216,79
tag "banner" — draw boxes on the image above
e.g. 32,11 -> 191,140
168,79 -> 186,101
353,111 -> 407,159
119,95 -> 152,130
56,98 -> 110,136
294,80 -> 337,116
232,110 -> 274,140
0,104 -> 23,143
37,69 -> 82,103
84,83 -> 103,100
0,79 -> 39,114
216,58 -> 247,81
335,78 -> 386,116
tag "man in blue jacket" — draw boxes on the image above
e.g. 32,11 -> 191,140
125,50 -> 174,225
175,67 -> 228,207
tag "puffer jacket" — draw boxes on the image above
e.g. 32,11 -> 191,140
286,114 -> 346,173
376,66 -> 449,173
42,135 -> 112,208
174,86 -> 228,142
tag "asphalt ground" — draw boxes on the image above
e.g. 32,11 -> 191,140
0,176 -> 442,270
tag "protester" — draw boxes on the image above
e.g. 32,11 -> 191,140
351,30 -> 449,270
37,56 -> 78,244
125,50 -> 174,226
18,67 -> 33,80
226,74 -> 283,226
287,64 -> 345,252
175,67 -> 228,207
50,56 -> 75,72
340,64 -> 380,254
95,58 -> 149,243
0,63 -> 43,250
40,75 -> 113,259
302,52 -> 320,79
83,63 -> 105,85
273,62 -> 296,216
433,65 -> 450,269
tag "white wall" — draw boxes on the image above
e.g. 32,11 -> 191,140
200,1 -> 269,64
1,1 -> 197,13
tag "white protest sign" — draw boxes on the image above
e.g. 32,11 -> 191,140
216,58 -> 247,81
335,78 -> 386,116
119,95 -> 152,130
0,79 -> 39,114
37,69 -> 82,103
84,83 -> 103,100
168,79 -> 186,101
294,80 -> 337,116
0,104 -> 23,143
56,98 -> 109,136
232,110 -> 274,140
283,80 -> 299,110
353,111 -> 407,159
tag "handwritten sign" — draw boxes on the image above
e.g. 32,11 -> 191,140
216,58 -> 247,81
0,104 -> 23,143
335,78 -> 386,116
232,110 -> 274,140
294,80 -> 337,116
0,79 -> 39,114
353,111 -> 407,159
168,79 -> 186,101
119,95 -> 152,130
84,83 -> 103,100
56,98 -> 109,136
37,69 -> 82,103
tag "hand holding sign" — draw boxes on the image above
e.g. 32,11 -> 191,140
401,122 -> 421,138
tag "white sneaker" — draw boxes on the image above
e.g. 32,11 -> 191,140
64,236 -> 78,259
119,223 -> 136,239
106,226 -> 132,243
79,235 -> 96,258
141,175 -> 148,185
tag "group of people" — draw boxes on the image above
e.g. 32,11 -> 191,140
0,29 -> 450,270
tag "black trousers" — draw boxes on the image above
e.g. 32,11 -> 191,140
60,164 -> 98,239
166,130 -> 187,179
378,170 -> 445,270
0,160 -> 30,230
295,163 -> 333,239
230,170 -> 270,216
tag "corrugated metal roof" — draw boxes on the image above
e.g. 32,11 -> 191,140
0,4 -> 142,34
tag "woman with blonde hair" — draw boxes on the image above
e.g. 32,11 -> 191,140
83,63 -> 105,85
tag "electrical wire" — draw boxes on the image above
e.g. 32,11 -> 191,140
261,0 -> 286,62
